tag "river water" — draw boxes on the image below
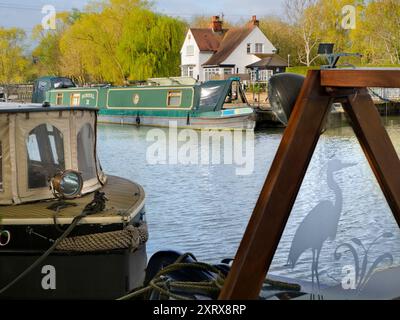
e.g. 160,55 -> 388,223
97,115 -> 400,289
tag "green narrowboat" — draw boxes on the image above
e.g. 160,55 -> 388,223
45,78 -> 255,130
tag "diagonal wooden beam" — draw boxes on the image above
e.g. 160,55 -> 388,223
219,70 -> 333,299
343,90 -> 400,227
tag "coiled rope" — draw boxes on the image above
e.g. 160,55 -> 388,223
117,253 -> 302,301
56,222 -> 148,252
117,253 -> 225,300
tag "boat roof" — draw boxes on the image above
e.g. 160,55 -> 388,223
0,102 -> 98,113
47,78 -> 241,91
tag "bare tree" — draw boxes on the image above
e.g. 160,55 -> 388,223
284,0 -> 319,66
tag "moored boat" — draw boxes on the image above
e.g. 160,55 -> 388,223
0,103 -> 147,299
43,77 -> 256,130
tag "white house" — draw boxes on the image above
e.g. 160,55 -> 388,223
180,16 -> 284,82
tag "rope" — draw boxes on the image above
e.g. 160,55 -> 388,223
0,212 -> 86,295
117,255 -> 226,300
117,253 -> 301,301
56,222 -> 148,252
0,191 -> 111,296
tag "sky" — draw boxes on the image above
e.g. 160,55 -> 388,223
0,0 -> 284,37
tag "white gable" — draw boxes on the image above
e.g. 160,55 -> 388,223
180,30 -> 203,80
222,27 -> 277,74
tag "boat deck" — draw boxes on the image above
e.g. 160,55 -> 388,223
0,176 -> 145,225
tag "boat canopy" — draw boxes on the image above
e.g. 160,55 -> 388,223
197,78 -> 248,111
0,103 -> 106,205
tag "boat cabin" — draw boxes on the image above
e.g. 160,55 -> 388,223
0,103 -> 104,205
0,103 -> 147,299
43,77 -> 254,130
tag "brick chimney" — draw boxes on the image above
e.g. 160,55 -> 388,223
211,16 -> 223,33
250,15 -> 259,27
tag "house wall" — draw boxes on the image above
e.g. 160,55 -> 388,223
180,30 -> 201,81
222,27 -> 276,74
198,52 -> 213,81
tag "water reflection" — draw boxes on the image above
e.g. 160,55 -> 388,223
97,115 -> 400,298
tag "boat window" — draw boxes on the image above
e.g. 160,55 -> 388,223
0,142 -> 3,191
70,93 -> 80,106
27,124 -> 65,189
52,77 -> 75,89
167,91 -> 182,107
78,124 -> 96,180
199,83 -> 225,108
56,93 -> 63,105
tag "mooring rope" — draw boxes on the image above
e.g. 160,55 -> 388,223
56,222 -> 148,252
0,212 -> 86,295
117,253 -> 302,301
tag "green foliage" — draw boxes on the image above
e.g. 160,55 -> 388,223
0,27 -> 29,84
21,0 -> 400,85
32,0 -> 186,85
286,66 -> 320,75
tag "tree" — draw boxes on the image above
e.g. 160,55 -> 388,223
259,15 -> 300,66
353,0 -> 400,65
284,0 -> 320,66
57,0 -> 187,84
0,27 -> 29,84
31,10 -> 81,77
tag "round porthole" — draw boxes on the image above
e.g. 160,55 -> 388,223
133,94 -> 140,105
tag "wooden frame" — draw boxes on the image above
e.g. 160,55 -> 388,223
219,69 -> 400,299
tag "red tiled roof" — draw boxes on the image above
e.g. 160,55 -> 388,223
202,25 -> 256,66
190,28 -> 226,52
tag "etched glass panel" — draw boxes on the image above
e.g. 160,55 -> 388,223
265,117 -> 400,300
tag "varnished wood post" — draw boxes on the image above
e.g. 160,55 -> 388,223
219,71 -> 333,299
343,90 -> 400,227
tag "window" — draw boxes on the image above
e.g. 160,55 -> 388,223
0,142 -> 2,191
182,66 -> 194,78
167,91 -> 182,106
224,68 -> 233,76
27,124 -> 65,189
186,45 -> 194,56
255,43 -> 264,53
70,93 -> 80,106
204,68 -> 221,81
188,66 -> 194,78
78,124 -> 96,181
247,43 -> 251,54
56,93 -> 63,105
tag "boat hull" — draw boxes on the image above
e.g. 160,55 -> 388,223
0,246 -> 146,299
98,113 -> 256,130
0,176 -> 148,299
